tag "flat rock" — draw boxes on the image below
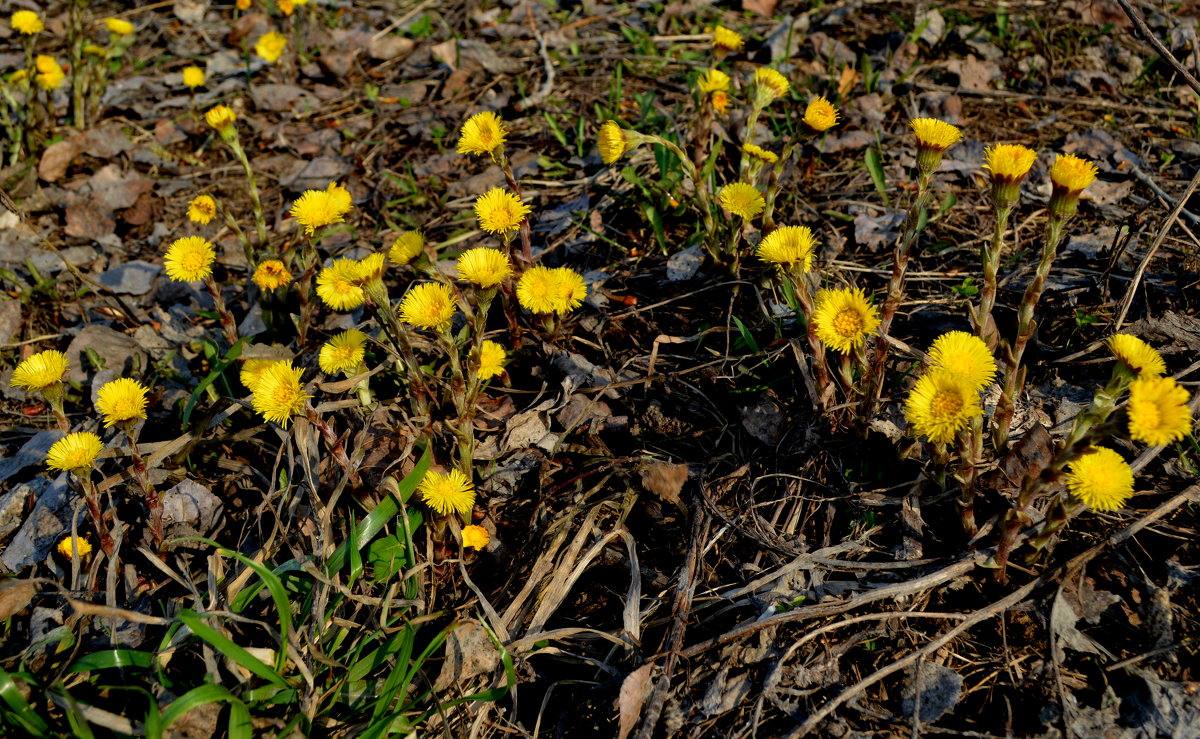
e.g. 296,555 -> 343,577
0,475 -> 71,573
97,259 -> 161,295
161,479 -> 223,534
64,325 -> 147,384
0,299 -> 21,344
0,430 -> 64,484
667,245 -> 703,281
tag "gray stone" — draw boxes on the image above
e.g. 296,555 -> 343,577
901,662 -> 963,722
96,259 -> 161,295
161,479 -> 223,534
64,325 -> 147,384
0,474 -> 73,573
0,479 -> 43,539
0,430 -> 64,484
0,299 -> 21,344
666,245 -> 703,282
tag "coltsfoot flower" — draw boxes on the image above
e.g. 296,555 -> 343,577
319,330 -> 367,375
927,331 -> 997,389
205,104 -> 237,134
516,266 -> 587,315
984,143 -> 1037,204
104,17 -> 135,36
718,182 -> 765,219
251,361 -> 308,427
753,67 -> 790,105
46,432 -> 104,472
742,143 -> 778,164
904,368 -> 982,444
316,259 -> 366,311
255,31 -> 287,63
803,96 -> 839,133
164,236 -> 215,282
1127,376 -> 1192,446
909,117 -> 962,171
57,535 -> 93,559
711,25 -> 744,52
756,225 -> 815,275
182,66 -> 206,89
456,247 -> 512,288
398,283 -> 457,331
1049,153 -> 1098,217
476,340 -> 507,380
1065,447 -> 1134,512
356,253 -> 386,293
12,10 -> 44,35
419,468 -> 475,517
96,377 -> 149,428
11,350 -> 68,392
35,56 -> 65,90
697,68 -> 730,94
598,120 -> 627,164
187,195 -> 217,224
388,230 -> 425,265
710,91 -> 730,114
812,287 -> 880,354
462,524 -> 490,550
457,111 -> 507,158
475,188 -> 531,238
252,259 -> 292,291
1106,334 -> 1165,378
291,183 -> 353,234
239,359 -> 280,391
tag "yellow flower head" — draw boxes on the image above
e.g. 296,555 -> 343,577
96,377 -> 149,428
35,56 -> 65,90
319,329 -> 368,375
187,195 -> 217,224
11,10 -> 43,35
697,68 -> 730,94
598,120 -> 627,165
251,361 -> 308,427
711,25 -> 744,52
255,31 -> 287,64
57,535 -> 93,559
182,66 -> 206,89
252,259 -> 292,291
46,432 -> 104,472
1106,334 -> 1165,379
104,17 -> 135,36
205,105 -> 237,133
457,111 -> 507,158
910,117 -> 962,171
456,247 -> 512,288
7,69 -> 29,85
388,230 -> 425,265
549,268 -> 587,314
927,331 -> 997,389
278,0 -> 295,15
462,524 -> 490,550
398,282 -> 457,331
164,236 -> 215,282
355,252 -> 386,293
475,188 -> 531,238
316,258 -> 366,311
1127,376 -> 1192,446
803,96 -> 840,133
756,225 -> 815,274
11,350 -> 69,392
516,266 -> 587,315
476,340 -> 507,380
812,287 -> 881,354
1065,447 -> 1134,512
290,186 -> 350,234
325,181 -> 352,215
1050,153 -> 1098,194
710,91 -> 730,114
742,143 -> 778,164
237,0 -> 252,9
82,45 -> 106,57
984,144 -> 1037,182
239,358 -> 281,391
418,468 -> 475,517
753,67 -> 790,104
904,368 -> 982,444
718,182 -> 765,220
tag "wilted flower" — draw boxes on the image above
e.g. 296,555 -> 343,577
163,236 -> 215,282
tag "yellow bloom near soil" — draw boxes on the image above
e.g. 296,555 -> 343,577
11,350 -> 68,392
1065,447 -> 1133,512
250,362 -> 308,427
904,369 -> 982,444
812,287 -> 880,354
46,432 -> 104,472
96,377 -> 149,428
164,237 -> 215,282
419,469 -> 475,517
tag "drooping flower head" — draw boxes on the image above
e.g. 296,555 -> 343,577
457,111 -> 507,159
812,287 -> 881,354
697,68 -> 730,95
164,236 -> 215,282
1065,447 -> 1134,512
456,247 -> 512,288
802,96 -> 839,134
711,25 -> 744,53
904,369 -> 982,444
11,10 -> 44,35
718,182 -> 765,220
756,225 -> 815,276
46,432 -> 104,473
598,120 -> 627,165
57,535 -> 93,560
418,468 -> 475,517
927,331 -> 997,389
250,361 -> 308,427
239,358 -> 280,391
753,67 -> 790,106
255,31 -> 287,64
474,188 -> 531,239
398,282 -> 457,331
11,350 -> 68,393
355,252 -> 386,294
290,183 -> 352,234
388,230 -> 425,265
319,329 -> 368,375
205,105 -> 237,137
476,340 -> 507,380
187,195 -> 217,224
742,143 -> 778,165
182,66 -> 206,89
35,56 -> 65,90
96,377 -> 149,428
909,117 -> 962,171
316,258 -> 366,311
461,524 -> 490,551
983,144 -> 1037,205
1106,334 -> 1165,379
1049,153 -> 1099,217
104,17 -> 135,36
1127,376 -> 1192,446
252,259 -> 292,292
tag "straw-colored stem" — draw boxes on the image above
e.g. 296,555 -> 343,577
226,137 -> 268,253
123,426 -> 163,549
77,475 -> 113,556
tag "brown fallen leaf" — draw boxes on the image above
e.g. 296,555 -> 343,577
617,662 -> 654,739
640,462 -> 689,507
0,579 -> 37,621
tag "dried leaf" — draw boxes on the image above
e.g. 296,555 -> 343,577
640,462 -> 688,507
0,580 -> 37,621
1000,422 -> 1053,488
433,621 -> 500,692
836,65 -> 859,98
617,663 -> 654,739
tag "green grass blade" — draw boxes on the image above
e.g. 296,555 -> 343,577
160,684 -> 252,739
177,610 -> 289,690
180,338 -> 245,430
68,650 -> 155,672
864,148 -> 889,206
0,669 -> 48,736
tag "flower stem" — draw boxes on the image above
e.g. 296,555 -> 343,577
123,426 -> 163,549
975,203 -> 1012,350
225,136 -> 268,254
204,275 -> 240,347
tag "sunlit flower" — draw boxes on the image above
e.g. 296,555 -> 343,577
316,259 -> 365,311
456,247 -> 512,288
57,535 -> 92,559
11,350 -> 68,392
1127,376 -> 1192,446
742,143 -> 778,164
475,188 -> 531,238
187,195 -> 217,224
250,361 -> 308,427
803,96 -> 840,133
205,105 -> 237,134
753,67 -> 790,105
255,31 -> 287,64
516,266 -> 559,315
476,340 -> 507,380
418,468 -> 475,517
164,236 -> 215,282
398,282 -> 457,331
319,329 -> 368,374
35,56 -> 65,91
46,432 -> 104,472
252,259 -> 292,291
388,230 -> 425,265
104,17 -> 135,36
325,181 -> 352,215
462,524 -> 490,550
812,287 -> 880,354
457,111 -> 507,158
96,377 -> 149,428
697,68 -> 730,94
983,144 -> 1037,205
718,182 -> 765,219
711,25 -> 744,52
355,253 -> 386,293
904,368 -> 982,444
549,268 -> 587,314
1065,447 -> 1134,512
910,117 -> 962,171
598,120 -> 626,164
11,10 -> 43,35
182,66 -> 206,89
756,225 -> 815,275
927,331 -> 997,389
1106,334 -> 1165,379
710,91 -> 729,114
237,0 -> 252,9
290,185 -> 351,234
239,359 -> 281,391
1049,153 -> 1099,217
278,0 -> 295,15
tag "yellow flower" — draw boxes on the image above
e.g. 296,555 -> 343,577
462,524 -> 490,550
742,143 -> 778,164
1050,153 -> 1098,194
316,259 -> 366,311
598,120 -> 626,164
205,105 -> 237,133
927,331 -> 997,389
1065,447 -> 1134,512
904,369 -> 982,444
290,186 -> 350,234
7,70 -> 29,85
718,182 -> 765,219
753,67 -> 790,104
252,259 -> 292,291
187,195 -> 217,224
182,66 -> 206,89
756,225 -> 815,274
984,143 -> 1037,204
82,45 -> 106,57
237,0 -> 252,9
697,68 -> 730,94
803,96 -> 840,133
1106,334 -> 1165,378
239,359 -> 280,390
910,117 -> 962,171
326,181 -> 352,215
255,31 -> 287,64
516,265 -> 559,314
549,268 -> 587,314
474,188 -> 531,238
104,17 -> 135,36
476,340 -> 507,380
278,0 -> 295,14
456,247 -> 512,288
46,432 -> 104,472
711,25 -> 744,52
11,350 -> 68,392
319,329 -> 368,374
388,230 -> 425,265
710,91 -> 729,114
398,282 -> 457,331
457,111 -> 507,158
250,361 -> 308,427
418,468 -> 475,517
35,56 -> 65,91
163,236 -> 215,282
11,10 -> 43,35
57,535 -> 93,559
96,377 -> 149,428
1127,376 -> 1192,446
812,287 -> 880,354
356,252 -> 386,293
